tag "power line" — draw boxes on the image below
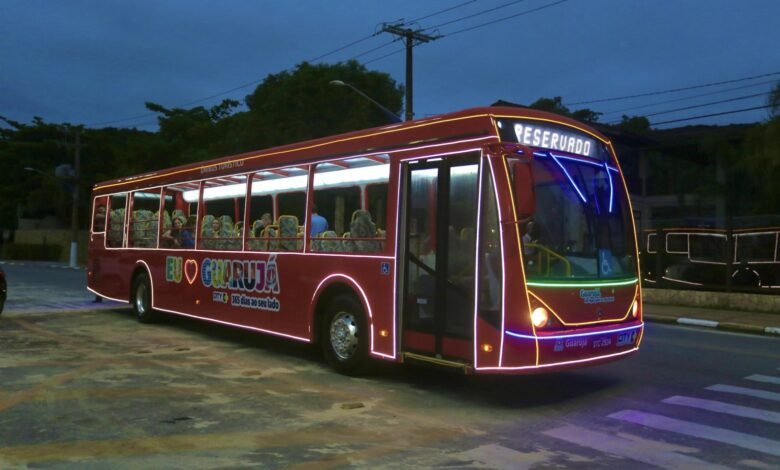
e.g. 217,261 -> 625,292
650,104 -> 772,127
599,79 -> 778,117
426,0 -> 529,30
440,0 -> 568,37
567,71 -> 780,106
606,92 -> 767,124
405,0 -> 477,24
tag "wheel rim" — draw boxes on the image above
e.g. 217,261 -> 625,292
329,311 -> 358,361
135,282 -> 147,315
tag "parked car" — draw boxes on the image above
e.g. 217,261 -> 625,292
0,265 -> 6,314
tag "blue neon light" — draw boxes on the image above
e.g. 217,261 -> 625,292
550,153 -> 587,203
506,323 -> 643,341
604,162 -> 614,213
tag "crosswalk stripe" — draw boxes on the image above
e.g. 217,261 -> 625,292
707,384 -> 780,402
662,395 -> 780,424
543,425 -> 728,469
609,410 -> 780,457
746,374 -> 780,386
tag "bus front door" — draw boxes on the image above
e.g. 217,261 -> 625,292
401,155 -> 479,362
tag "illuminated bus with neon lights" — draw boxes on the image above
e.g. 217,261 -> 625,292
88,107 -> 643,375
642,227 -> 780,290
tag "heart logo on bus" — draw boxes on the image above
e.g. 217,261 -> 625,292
184,259 -> 198,285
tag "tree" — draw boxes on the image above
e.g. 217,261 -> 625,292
527,96 -> 602,122
243,60 -> 403,148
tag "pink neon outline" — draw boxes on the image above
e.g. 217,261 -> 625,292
506,323 -> 643,340
87,286 -> 128,304
472,157 -> 485,368
487,159 -> 508,367
313,273 -> 395,360
476,347 -> 638,371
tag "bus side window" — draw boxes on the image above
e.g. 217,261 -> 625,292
200,178 -> 246,251
92,196 -> 108,233
107,193 -> 127,248
129,190 -> 161,248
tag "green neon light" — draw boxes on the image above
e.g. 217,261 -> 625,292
526,278 -> 639,288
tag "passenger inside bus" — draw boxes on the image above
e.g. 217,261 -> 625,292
162,215 -> 194,249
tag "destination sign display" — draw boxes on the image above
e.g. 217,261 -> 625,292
497,119 -> 599,158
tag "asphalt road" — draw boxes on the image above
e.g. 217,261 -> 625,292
0,262 -> 778,468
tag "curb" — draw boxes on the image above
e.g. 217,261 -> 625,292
644,314 -> 780,337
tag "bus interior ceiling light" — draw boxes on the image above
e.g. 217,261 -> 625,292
183,165 -> 390,202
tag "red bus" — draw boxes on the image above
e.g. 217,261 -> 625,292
88,107 -> 643,375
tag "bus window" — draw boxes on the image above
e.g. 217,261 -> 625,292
246,189 -> 273,252
161,184 -> 198,250
92,196 -> 108,233
199,177 -> 246,251
735,232 -> 777,263
129,190 -> 161,248
311,158 -> 389,253
689,234 -> 727,263
646,233 -> 657,253
107,193 -> 127,248
666,233 -> 688,254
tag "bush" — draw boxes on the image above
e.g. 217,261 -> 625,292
2,243 -> 63,261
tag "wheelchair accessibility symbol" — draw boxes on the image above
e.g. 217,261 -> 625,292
598,249 -> 613,277
380,262 -> 390,275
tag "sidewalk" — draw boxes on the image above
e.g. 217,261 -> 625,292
644,302 -> 780,336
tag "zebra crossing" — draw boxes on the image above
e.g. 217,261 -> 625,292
542,368 -> 780,467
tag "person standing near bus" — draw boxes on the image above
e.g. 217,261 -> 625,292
310,204 -> 328,237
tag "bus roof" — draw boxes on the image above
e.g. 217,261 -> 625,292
93,106 -> 609,194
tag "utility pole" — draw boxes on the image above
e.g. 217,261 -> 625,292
380,23 -> 439,121
57,126 -> 85,268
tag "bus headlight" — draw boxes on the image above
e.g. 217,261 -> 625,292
531,307 -> 549,328
632,300 -> 639,318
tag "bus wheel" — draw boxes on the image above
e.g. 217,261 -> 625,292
132,272 -> 157,323
321,294 -> 368,375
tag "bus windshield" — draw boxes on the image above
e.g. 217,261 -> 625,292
518,148 -> 637,281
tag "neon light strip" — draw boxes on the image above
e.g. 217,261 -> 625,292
661,276 -> 703,286
488,158 -> 509,367
472,158 -> 485,369
604,162 -> 614,213
87,286 -> 129,304
550,153 -> 587,203
94,127 -> 496,191
506,323 -> 643,340
313,273 -> 394,360
476,347 -> 638,371
526,278 -> 638,288
528,285 -> 636,327
154,306 -> 312,343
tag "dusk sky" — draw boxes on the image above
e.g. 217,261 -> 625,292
2,0 -> 779,131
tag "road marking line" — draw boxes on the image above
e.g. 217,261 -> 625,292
543,425 -> 728,469
707,384 -> 780,402
662,395 -> 780,424
677,318 -> 719,328
608,409 -> 780,457
745,374 -> 780,386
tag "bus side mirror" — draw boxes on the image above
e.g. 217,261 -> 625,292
512,160 -> 536,220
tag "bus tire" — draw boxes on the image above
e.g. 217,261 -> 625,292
131,272 -> 157,323
321,294 -> 368,375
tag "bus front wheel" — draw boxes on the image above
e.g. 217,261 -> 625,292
321,294 -> 368,375
131,272 -> 157,323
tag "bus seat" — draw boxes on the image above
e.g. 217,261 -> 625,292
350,209 -> 380,253
201,214 -> 215,249
278,215 -> 299,251
108,208 -> 125,247
161,210 -> 172,230
262,224 -> 279,251
320,230 -> 339,252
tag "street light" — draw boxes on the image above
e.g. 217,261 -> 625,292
329,80 -> 402,123
24,165 -> 79,268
